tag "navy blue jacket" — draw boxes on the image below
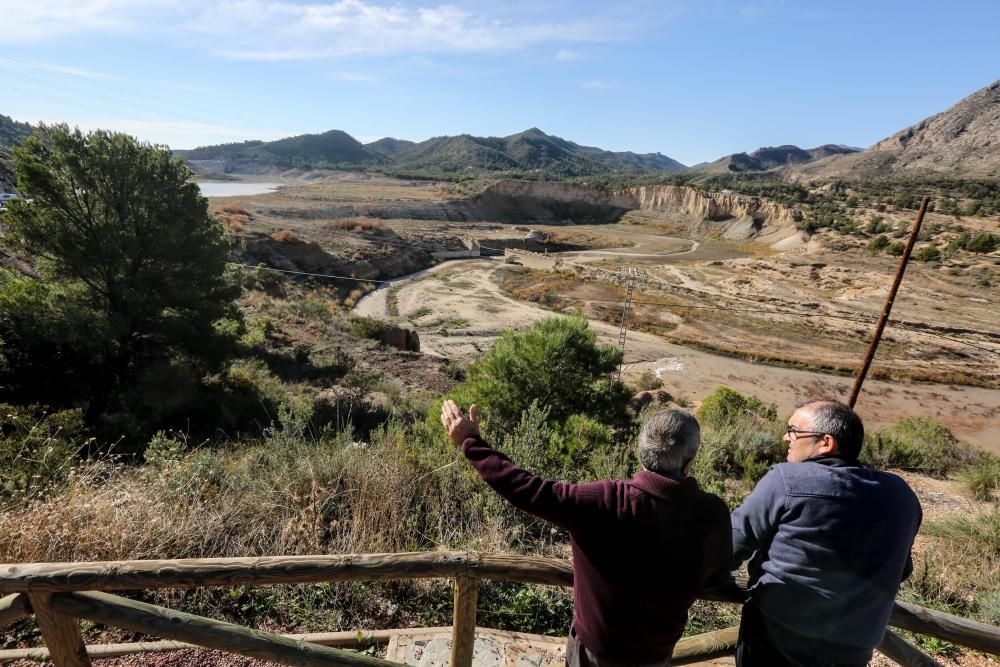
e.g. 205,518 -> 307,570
731,457 -> 921,662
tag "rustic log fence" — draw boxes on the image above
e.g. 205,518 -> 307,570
1,551 -> 998,666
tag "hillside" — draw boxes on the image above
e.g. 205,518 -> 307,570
0,114 -> 33,192
795,79 -> 1000,179
697,144 -> 860,174
180,129 -> 385,173
385,127 -> 687,177
366,137 -> 417,158
0,114 -> 33,149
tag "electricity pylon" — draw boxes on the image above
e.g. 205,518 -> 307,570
614,265 -> 647,385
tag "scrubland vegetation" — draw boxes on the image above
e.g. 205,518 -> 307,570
1,128 -> 999,660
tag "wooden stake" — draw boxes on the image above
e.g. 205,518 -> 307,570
848,196 -> 929,407
450,574 -> 479,667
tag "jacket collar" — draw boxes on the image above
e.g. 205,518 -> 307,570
628,470 -> 699,501
803,455 -> 860,468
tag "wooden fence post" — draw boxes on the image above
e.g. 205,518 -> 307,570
26,593 -> 91,667
878,629 -> 943,667
450,574 -> 480,667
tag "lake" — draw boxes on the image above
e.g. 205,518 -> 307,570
196,182 -> 282,197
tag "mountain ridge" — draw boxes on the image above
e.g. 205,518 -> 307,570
792,79 -> 1000,179
182,127 -> 689,178
696,144 -> 861,174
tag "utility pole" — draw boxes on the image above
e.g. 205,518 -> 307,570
614,265 -> 647,385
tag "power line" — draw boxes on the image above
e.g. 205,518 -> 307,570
227,261 -> 393,284
0,54 -> 308,139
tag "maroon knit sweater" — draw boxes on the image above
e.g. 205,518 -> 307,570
461,436 -> 732,663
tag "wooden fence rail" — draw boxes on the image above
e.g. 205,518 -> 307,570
1,551 -> 996,667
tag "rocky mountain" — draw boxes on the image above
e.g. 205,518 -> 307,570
794,79 -> 1000,179
179,130 -> 385,173
698,144 -> 860,174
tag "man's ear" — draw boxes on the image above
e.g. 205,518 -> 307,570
819,435 -> 840,456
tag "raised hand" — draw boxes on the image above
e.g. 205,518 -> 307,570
441,399 -> 480,446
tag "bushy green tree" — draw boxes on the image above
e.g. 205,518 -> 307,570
1,125 -> 241,437
434,317 -> 632,469
448,316 -> 629,430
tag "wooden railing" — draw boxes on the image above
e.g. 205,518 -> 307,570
1,551 -> 998,666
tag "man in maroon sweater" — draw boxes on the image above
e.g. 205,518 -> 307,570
441,400 -> 732,667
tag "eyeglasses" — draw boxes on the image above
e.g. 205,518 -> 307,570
785,425 -> 828,440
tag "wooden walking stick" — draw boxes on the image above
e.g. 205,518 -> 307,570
847,196 -> 930,408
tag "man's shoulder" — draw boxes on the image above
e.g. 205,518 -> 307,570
777,462 -> 920,506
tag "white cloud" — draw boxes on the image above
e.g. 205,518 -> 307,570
554,48 -> 583,62
34,117 -> 289,148
0,0 -> 173,44
0,0 -> 631,59
328,71 -> 379,82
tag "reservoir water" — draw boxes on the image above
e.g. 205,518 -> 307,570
196,182 -> 282,197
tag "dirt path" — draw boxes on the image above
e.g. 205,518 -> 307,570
356,259 -> 1000,454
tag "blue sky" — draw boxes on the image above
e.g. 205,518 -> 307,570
1,0 -> 997,165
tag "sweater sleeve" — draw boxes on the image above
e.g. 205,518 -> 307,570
730,466 -> 787,569
461,436 -> 619,532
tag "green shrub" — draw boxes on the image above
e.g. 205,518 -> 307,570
346,316 -> 388,340
862,417 -> 982,476
886,241 -> 905,256
954,458 -> 1000,501
0,404 -> 88,503
144,431 -> 187,470
966,232 -> 999,254
697,386 -> 777,430
866,234 -> 890,255
914,244 -> 941,262
923,511 -> 1000,557
691,388 -> 783,496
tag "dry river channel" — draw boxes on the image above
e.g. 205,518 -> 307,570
356,256 -> 1000,455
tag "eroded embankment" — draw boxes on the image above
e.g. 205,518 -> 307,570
257,180 -> 805,246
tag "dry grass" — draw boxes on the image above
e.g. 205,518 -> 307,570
270,229 -> 298,243
0,427 -> 508,564
333,218 -> 384,233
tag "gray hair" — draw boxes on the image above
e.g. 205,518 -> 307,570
797,399 -> 865,460
638,409 -> 701,475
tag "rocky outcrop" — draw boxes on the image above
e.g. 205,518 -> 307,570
380,326 -> 420,352
239,236 -> 433,282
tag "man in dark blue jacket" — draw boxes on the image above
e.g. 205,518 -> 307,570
731,399 -> 922,667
